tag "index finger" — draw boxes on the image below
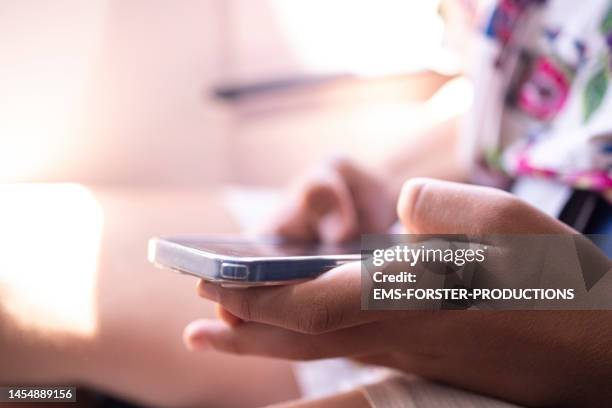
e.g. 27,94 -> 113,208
197,262 -> 382,334
266,168 -> 358,244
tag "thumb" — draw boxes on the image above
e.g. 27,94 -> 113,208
397,178 -> 573,234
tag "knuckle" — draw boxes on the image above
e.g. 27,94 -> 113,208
485,194 -> 529,231
296,299 -> 337,334
236,295 -> 254,321
504,195 -> 531,217
219,290 -> 254,322
496,196 -> 522,218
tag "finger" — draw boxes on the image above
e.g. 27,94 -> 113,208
308,169 -> 358,243
184,319 -> 387,360
196,263 -> 383,334
270,168 -> 359,244
397,178 -> 572,234
215,303 -> 243,326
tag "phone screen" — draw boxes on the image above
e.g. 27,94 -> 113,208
172,237 -> 361,258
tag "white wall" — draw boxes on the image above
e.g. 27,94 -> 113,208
0,0 -> 451,188
0,0 -> 232,187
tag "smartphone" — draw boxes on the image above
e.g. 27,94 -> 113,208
148,235 -> 362,286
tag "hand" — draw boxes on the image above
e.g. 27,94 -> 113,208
263,157 -> 396,244
185,179 -> 612,407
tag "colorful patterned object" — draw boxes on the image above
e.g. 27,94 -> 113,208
583,66 -> 608,122
469,0 -> 612,199
518,56 -> 570,120
485,0 -> 530,44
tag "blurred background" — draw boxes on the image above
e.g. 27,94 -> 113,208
0,1 -> 481,405
0,0 -> 473,189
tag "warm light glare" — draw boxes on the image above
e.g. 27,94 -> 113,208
0,183 -> 104,337
270,0 -> 446,76
425,76 -> 474,121
0,84 -> 74,181
0,1 -> 106,181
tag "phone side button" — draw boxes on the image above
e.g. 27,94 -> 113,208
220,262 -> 249,280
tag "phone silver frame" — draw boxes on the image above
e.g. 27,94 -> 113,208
148,236 -> 362,286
